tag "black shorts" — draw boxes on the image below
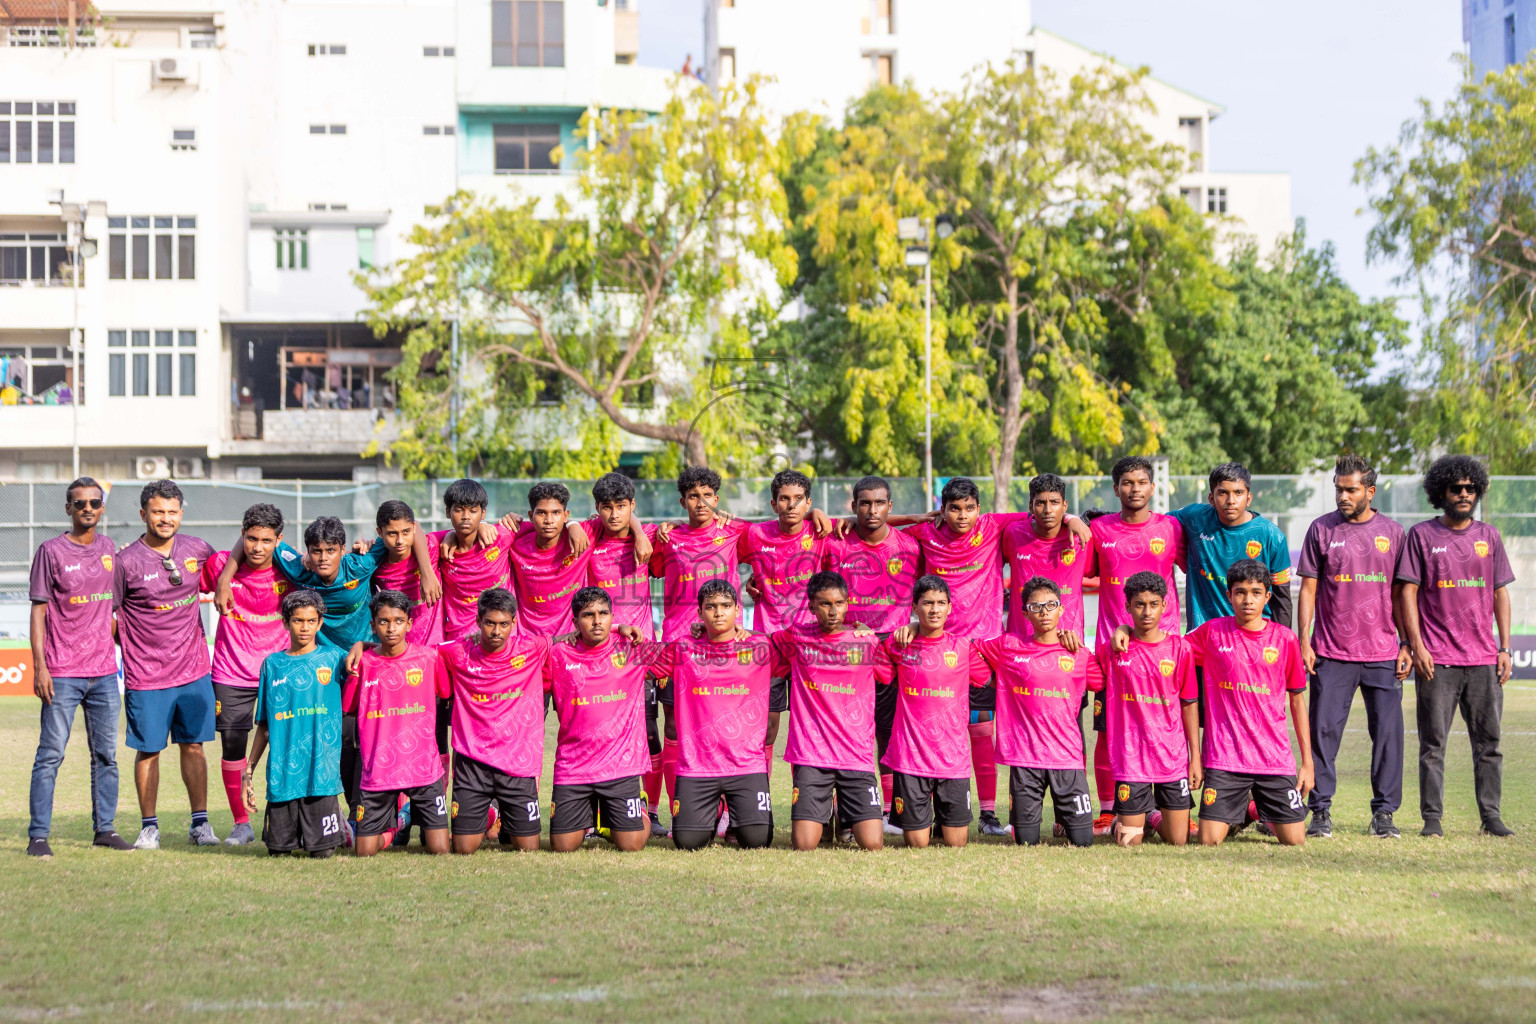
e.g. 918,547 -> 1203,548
673,772 -> 772,832
770,675 -> 789,714
263,795 -> 346,853
1114,779 -> 1193,816
1199,768 -> 1305,826
969,679 -> 996,713
790,765 -> 882,824
451,753 -> 540,837
1007,766 -> 1093,830
213,682 -> 258,733
550,775 -> 645,834
890,771 -> 973,830
356,779 -> 447,837
874,680 -> 898,757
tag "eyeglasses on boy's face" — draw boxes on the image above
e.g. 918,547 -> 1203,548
1025,599 -> 1061,614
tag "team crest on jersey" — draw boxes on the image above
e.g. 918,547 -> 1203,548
1093,699 -> 1103,717
611,651 -> 628,668
343,579 -> 360,590
101,554 -> 113,572
1117,784 -> 1130,803
1061,548 -> 1077,565
1159,659 -> 1175,678
1203,787 -> 1217,806
886,558 -> 903,576
406,668 -> 424,687
893,797 -> 904,816
1374,536 -> 1391,553
800,533 -> 814,551
1149,537 -> 1166,556
712,535 -> 726,546
1245,540 -> 1262,558
316,667 -> 333,686
183,557 -> 199,574
561,554 -> 575,567
1057,655 -> 1074,672
511,654 -> 526,669
943,651 -> 958,669
792,787 -> 800,805
1475,540 -> 1490,558
1262,646 -> 1279,665
968,531 -> 983,547
738,649 -> 753,665
274,580 -> 290,596
484,546 -> 502,563
847,648 -> 864,665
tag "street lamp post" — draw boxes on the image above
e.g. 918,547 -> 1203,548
47,190 -> 105,479
899,214 -> 954,511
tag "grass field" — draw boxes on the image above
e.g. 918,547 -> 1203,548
2,687 -> 1534,1024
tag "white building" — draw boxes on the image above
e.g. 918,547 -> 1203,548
0,0 -> 667,483
707,1 -> 1292,257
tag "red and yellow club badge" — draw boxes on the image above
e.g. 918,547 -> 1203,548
215,699 -> 222,716
1057,655 -> 1075,672
1203,788 -> 1217,806
1475,540 -> 1490,558
1245,540 -> 1262,558
406,668 -> 424,687
886,557 -> 903,576
1061,548 -> 1077,565
800,533 -> 814,551
1117,784 -> 1130,803
943,650 -> 958,669
100,554 -> 113,572
1159,658 -> 1176,678
183,557 -> 199,574
484,546 -> 502,563
791,787 -> 800,805
355,804 -> 365,821
343,579 -> 360,590
737,649 -> 752,665
611,651 -> 628,668
451,801 -> 459,819
847,648 -> 864,665
1150,537 -> 1166,556
274,580 -> 290,596
711,535 -> 726,546
1093,699 -> 1103,717
893,797 -> 904,816
1262,646 -> 1280,665
510,654 -> 525,669
316,667 -> 333,686
671,799 -> 680,816
1374,536 -> 1391,553
968,531 -> 984,547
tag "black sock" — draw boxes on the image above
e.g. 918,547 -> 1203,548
141,815 -> 159,831
191,810 -> 209,829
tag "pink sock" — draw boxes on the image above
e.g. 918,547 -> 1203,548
1147,810 -> 1164,833
1094,732 -> 1114,812
1246,799 -> 1260,825
642,752 -> 664,814
880,771 -> 893,814
968,721 -> 997,813
221,758 -> 248,825
662,737 -> 679,813
763,744 -> 774,774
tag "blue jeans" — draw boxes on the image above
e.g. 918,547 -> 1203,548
29,674 -> 121,839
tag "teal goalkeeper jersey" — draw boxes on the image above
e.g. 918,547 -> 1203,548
1172,503 -> 1292,629
271,541 -> 387,648
256,645 -> 347,802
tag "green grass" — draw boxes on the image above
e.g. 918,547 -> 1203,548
2,689 -> 1534,1024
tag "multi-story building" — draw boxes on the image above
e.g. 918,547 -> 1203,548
0,0 -> 667,483
1465,0 -> 1534,75
706,0 -> 1292,257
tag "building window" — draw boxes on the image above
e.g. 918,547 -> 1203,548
189,27 -> 216,48
170,127 -> 197,150
276,228 -> 309,269
7,24 -> 99,47
307,43 -> 346,55
0,233 -> 68,285
491,0 -> 564,67
424,124 -> 456,135
1179,186 -> 1200,208
309,124 -> 347,135
178,217 -> 196,278
357,226 -> 375,269
876,53 -> 893,84
0,341 -> 80,402
719,47 -> 736,80
1179,116 -> 1203,171
494,123 -> 561,173
1507,15 -> 1518,65
281,347 -> 400,410
106,329 -> 194,397
423,45 -> 454,56
107,215 -> 193,280
876,0 -> 894,33
1207,187 -> 1227,214
0,100 -> 75,165
108,331 -> 125,396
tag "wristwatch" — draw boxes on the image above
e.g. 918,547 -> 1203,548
1497,647 -> 1511,655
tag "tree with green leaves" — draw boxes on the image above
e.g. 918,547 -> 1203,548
361,77 -> 797,477
1356,54 -> 1536,472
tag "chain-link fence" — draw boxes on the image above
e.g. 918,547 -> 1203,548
4,474 -> 1536,631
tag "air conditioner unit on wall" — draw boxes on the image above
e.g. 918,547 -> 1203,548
153,57 -> 190,83
135,456 -> 171,480
173,457 -> 205,478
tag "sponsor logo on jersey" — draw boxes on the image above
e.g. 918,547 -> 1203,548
1374,536 -> 1391,553
101,554 -> 113,572
1117,784 -> 1130,802
316,667 -> 333,686
791,787 -> 800,805
1245,540 -> 1262,558
1150,537 -> 1166,556
1057,655 -> 1074,672
1203,787 -> 1217,806
943,650 -> 958,668
1159,658 -> 1175,677
1262,646 -> 1279,665
1475,540 -> 1490,558
406,668 -> 424,687
893,796 -> 904,816
887,557 -> 903,575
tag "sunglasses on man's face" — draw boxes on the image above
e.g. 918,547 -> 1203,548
1447,484 -> 1479,497
160,557 -> 183,586
70,498 -> 104,511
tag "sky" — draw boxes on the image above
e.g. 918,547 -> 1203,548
638,0 -> 1466,311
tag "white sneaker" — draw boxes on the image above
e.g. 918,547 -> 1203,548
882,814 -> 903,836
133,825 -> 160,850
224,822 -> 256,846
189,822 -> 221,846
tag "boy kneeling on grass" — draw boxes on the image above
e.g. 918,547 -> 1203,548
249,589 -> 350,858
1113,558 -> 1314,846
